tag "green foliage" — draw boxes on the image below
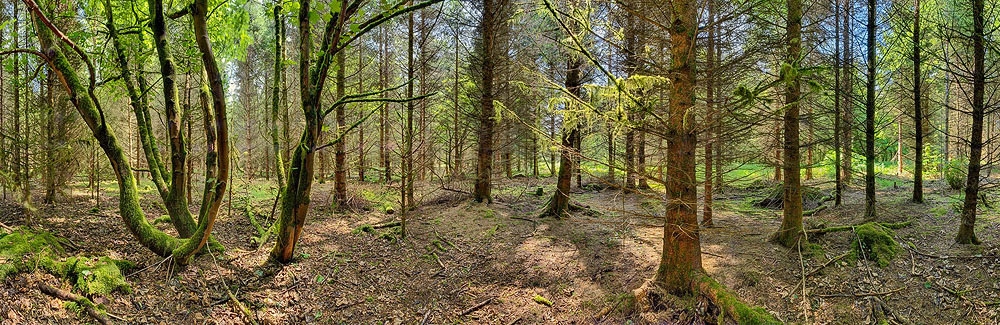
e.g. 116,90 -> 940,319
945,159 -> 968,190
850,223 -> 900,267
352,224 -> 375,235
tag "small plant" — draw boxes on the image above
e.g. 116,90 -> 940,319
945,159 -> 968,190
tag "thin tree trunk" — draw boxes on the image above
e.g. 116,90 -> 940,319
834,0 -> 843,206
864,0 -> 877,220
842,0 -> 854,185
542,59 -> 582,218
957,0 -> 984,245
703,0 -> 716,227
911,0 -> 923,203
272,4 -> 287,190
773,0 -> 804,248
334,51 -> 348,209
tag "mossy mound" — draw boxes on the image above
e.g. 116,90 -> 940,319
53,256 -> 134,295
0,228 -> 66,279
0,227 -> 133,295
850,223 -> 899,267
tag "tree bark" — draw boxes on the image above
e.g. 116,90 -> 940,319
834,0 -> 842,206
542,58 -> 582,218
334,51 -> 348,209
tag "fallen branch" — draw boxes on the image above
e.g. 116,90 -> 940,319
459,297 -> 493,316
373,221 -> 402,229
39,283 -> 110,325
803,205 -> 827,216
227,290 -> 258,325
0,221 -> 13,231
817,287 -> 904,298
783,252 -> 851,299
807,221 -> 911,235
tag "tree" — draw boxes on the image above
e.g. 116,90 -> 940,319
957,0 -> 985,245
27,0 -> 230,264
270,0 -> 439,263
911,0 -> 924,203
864,0 -> 877,220
772,0 -> 804,247
834,0 -> 843,206
271,3 -> 286,190
653,0 -> 702,295
473,0 -> 506,203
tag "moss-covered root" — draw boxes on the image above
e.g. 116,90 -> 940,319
695,275 -> 781,325
851,222 -> 900,267
631,276 -> 780,324
39,283 -> 110,325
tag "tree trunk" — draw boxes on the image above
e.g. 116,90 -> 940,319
864,0 -> 877,220
272,4 -> 287,190
334,51 -> 348,209
911,0 -> 923,203
474,0 -> 498,203
842,0 -> 854,185
703,0 -> 717,227
542,59 -> 582,218
957,0 -> 984,245
652,0 -> 702,295
834,0 -> 842,206
772,0 -> 804,248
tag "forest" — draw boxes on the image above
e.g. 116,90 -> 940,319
0,0 -> 998,323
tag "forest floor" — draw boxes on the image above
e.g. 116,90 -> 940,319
1,175 -> 999,324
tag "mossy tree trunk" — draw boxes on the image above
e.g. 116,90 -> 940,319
272,4 -> 286,190
270,0 -> 441,263
27,0 -> 182,257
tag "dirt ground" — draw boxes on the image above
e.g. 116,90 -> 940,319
1,176 -> 998,324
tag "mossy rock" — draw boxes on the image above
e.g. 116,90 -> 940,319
850,223 -> 899,267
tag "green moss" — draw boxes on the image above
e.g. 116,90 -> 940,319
532,294 -> 554,307
152,215 -> 172,225
63,301 -> 83,316
700,275 -> 780,325
0,228 -> 66,280
352,224 -> 375,235
483,209 -> 496,219
54,256 -> 134,295
850,223 -> 900,267
0,228 -> 132,296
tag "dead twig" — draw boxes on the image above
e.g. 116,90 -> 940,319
817,287 -> 904,298
459,297 -> 494,316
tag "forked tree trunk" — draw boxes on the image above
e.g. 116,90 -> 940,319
542,59 -> 582,218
